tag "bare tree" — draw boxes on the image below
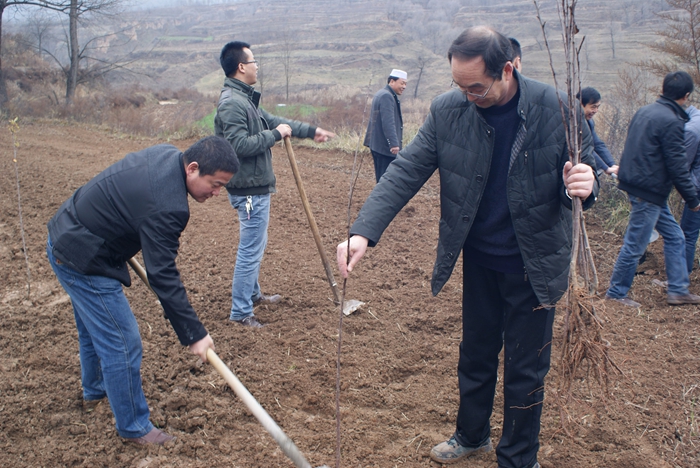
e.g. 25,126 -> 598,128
62,0 -> 122,104
25,8 -> 54,56
281,29 -> 292,102
639,0 -> 700,85
0,1 -> 67,107
413,55 -> 426,98
608,19 -> 617,59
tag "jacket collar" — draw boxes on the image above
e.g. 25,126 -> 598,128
224,77 -> 261,108
656,95 -> 690,122
385,84 -> 400,101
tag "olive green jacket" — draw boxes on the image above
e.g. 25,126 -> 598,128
350,73 -> 598,306
214,78 -> 316,195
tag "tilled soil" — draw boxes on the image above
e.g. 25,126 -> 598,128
1,120 -> 700,467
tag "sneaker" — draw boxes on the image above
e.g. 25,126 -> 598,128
605,295 -> 641,308
652,279 -> 668,289
81,397 -> 105,413
253,293 -> 282,306
430,436 -> 492,464
125,427 -> 175,445
234,316 -> 264,328
668,293 -> 700,305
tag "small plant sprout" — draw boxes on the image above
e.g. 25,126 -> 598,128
9,118 -> 31,299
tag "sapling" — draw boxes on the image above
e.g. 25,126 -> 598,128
9,117 -> 31,299
534,0 -> 622,432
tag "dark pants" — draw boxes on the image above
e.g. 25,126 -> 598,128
455,261 -> 554,468
371,150 -> 395,183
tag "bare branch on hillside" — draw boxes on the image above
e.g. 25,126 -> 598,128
639,0 -> 700,86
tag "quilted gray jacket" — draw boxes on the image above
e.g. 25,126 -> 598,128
350,73 -> 598,306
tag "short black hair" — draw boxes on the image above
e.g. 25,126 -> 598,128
577,87 -> 601,106
448,27 -> 513,80
183,136 -> 239,176
388,76 -> 401,84
662,71 -> 694,100
220,41 -> 251,77
509,37 -> 521,60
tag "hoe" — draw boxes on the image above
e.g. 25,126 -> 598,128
128,257 -> 329,468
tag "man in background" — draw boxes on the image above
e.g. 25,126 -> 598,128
606,71 -> 700,307
215,41 -> 336,328
578,86 -> 618,177
509,37 -> 522,72
680,104 -> 700,274
47,136 -> 239,445
338,27 -> 596,468
364,69 -> 407,182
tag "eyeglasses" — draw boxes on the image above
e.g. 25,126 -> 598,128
451,77 -> 496,99
242,60 -> 258,65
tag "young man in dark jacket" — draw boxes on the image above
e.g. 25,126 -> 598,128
680,105 -> 700,273
606,71 -> 700,307
337,27 -> 597,468
578,86 -> 618,177
364,69 -> 407,182
47,136 -> 239,445
215,41 -> 335,328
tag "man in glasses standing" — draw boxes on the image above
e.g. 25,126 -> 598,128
337,27 -> 597,468
215,41 -> 335,328
364,69 -> 407,182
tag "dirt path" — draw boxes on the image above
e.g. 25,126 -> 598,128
1,120 -> 699,467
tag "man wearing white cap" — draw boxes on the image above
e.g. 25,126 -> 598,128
364,69 -> 407,182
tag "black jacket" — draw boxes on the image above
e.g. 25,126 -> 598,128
618,96 -> 700,208
364,84 -> 403,157
350,73 -> 597,306
47,144 -> 206,346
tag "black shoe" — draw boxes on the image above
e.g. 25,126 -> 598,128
235,316 -> 264,328
253,294 -> 282,306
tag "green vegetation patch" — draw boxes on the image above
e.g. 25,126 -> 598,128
262,103 -> 327,119
197,109 -> 216,132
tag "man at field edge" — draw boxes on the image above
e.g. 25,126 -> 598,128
364,68 -> 407,182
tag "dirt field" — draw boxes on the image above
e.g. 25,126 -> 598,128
2,120 -> 700,468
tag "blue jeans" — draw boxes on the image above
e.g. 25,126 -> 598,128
47,237 -> 153,438
680,195 -> 700,274
607,196 -> 690,298
228,193 -> 271,321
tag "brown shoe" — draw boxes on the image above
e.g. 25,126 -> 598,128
82,397 -> 105,413
668,293 -> 700,305
235,316 -> 264,328
125,427 -> 175,445
253,294 -> 282,306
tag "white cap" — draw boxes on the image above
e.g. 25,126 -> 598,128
389,69 -> 407,80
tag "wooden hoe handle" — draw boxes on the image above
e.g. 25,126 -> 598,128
127,257 -> 314,468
